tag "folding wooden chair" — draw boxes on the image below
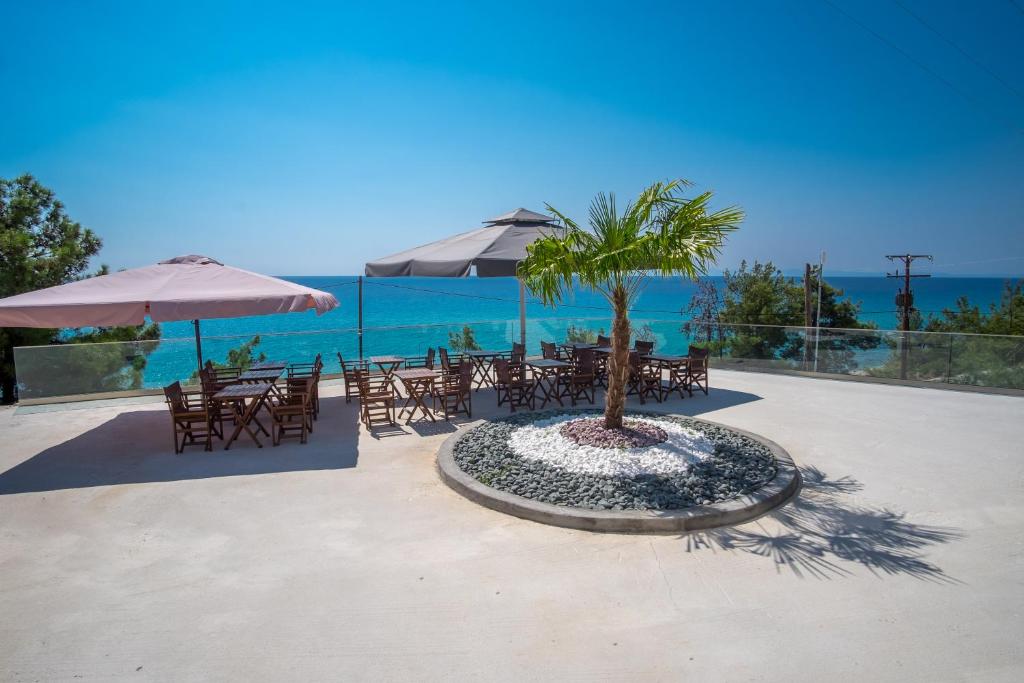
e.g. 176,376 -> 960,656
626,351 -> 661,404
338,353 -> 369,404
686,347 -> 710,396
164,381 -> 215,453
540,341 -> 562,360
355,369 -> 396,428
288,354 -> 323,418
565,347 -> 597,406
494,358 -> 534,412
270,377 -> 315,445
634,340 -> 655,356
436,362 -> 472,420
405,347 -> 436,370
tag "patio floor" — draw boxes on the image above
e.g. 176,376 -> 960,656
1,370 -> 1022,681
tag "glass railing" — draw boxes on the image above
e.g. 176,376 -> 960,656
11,318 -> 1024,400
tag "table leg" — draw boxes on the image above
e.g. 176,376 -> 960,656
223,397 -> 264,450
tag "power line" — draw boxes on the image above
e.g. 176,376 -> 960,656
821,0 -> 1023,133
892,0 -> 1024,103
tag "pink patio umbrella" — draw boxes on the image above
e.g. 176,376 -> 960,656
0,255 -> 339,370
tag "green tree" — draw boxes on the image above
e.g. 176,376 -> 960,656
520,179 -> 743,429
447,325 -> 481,352
713,260 -> 877,373
868,280 -> 1024,387
565,323 -> 605,344
2,175 -> 101,402
189,335 -> 267,381
1,174 -> 163,402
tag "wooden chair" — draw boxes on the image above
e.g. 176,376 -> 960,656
510,342 -> 525,365
355,369 -> 396,428
565,347 -> 596,406
439,347 -> 465,373
164,381 -> 215,453
540,341 -> 562,360
494,358 -> 534,413
687,347 -> 709,396
198,366 -> 236,439
436,362 -> 472,420
338,353 -> 369,404
287,354 -> 323,419
634,340 -> 655,356
597,334 -> 611,346
626,351 -> 661,404
204,361 -> 242,382
270,377 -> 315,445
405,347 -> 436,370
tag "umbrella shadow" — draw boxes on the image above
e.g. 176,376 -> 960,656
0,395 -> 362,494
684,465 -> 963,583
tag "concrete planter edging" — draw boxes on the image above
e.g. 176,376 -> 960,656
436,412 -> 801,534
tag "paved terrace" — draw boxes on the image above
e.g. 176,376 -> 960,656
1,370 -> 1022,681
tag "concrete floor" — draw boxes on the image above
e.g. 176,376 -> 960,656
0,370 -> 1022,682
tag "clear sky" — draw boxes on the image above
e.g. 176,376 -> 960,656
2,0 -> 1022,277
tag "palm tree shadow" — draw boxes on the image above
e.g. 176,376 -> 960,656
686,465 -> 963,583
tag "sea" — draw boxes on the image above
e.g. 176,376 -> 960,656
114,275 -> 1012,388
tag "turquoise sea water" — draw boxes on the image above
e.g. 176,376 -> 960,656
108,275 -> 1009,389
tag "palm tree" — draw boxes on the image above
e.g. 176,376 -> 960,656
518,180 -> 743,429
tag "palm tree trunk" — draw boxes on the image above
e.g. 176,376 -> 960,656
604,284 -> 630,429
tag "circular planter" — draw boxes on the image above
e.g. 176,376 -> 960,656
437,412 -> 800,534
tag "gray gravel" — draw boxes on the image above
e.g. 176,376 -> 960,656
452,409 -> 778,511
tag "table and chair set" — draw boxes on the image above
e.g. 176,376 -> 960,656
341,338 -> 710,429
162,355 -> 323,453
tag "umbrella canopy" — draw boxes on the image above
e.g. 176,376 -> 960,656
0,255 -> 338,328
364,208 -> 562,278
364,208 -> 561,347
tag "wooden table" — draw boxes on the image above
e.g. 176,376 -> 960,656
393,368 -> 440,422
465,350 -> 505,390
527,359 -> 571,408
643,353 -> 690,400
369,355 -> 405,380
560,342 -> 596,353
238,368 -> 284,383
251,360 -> 287,371
213,383 -> 274,449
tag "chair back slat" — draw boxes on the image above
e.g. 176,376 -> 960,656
635,340 -> 654,355
541,341 -> 558,360
597,334 -> 611,347
164,381 -> 187,412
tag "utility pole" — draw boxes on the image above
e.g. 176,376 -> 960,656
813,251 -> 826,372
886,253 -> 932,380
803,262 -> 813,370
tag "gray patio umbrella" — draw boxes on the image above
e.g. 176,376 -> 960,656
364,208 -> 563,347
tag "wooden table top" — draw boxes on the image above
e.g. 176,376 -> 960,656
466,350 -> 506,357
528,359 -> 570,369
213,383 -> 272,400
369,355 -> 405,364
644,353 -> 689,363
593,346 -> 613,354
251,360 -> 287,370
238,369 -> 283,382
394,368 -> 440,380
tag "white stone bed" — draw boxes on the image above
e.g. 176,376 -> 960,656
508,413 -> 716,478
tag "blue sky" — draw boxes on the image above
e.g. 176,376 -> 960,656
2,0 -> 1022,276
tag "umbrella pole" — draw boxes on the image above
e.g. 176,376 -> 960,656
193,319 -> 204,373
518,278 -> 526,348
358,276 -> 364,361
